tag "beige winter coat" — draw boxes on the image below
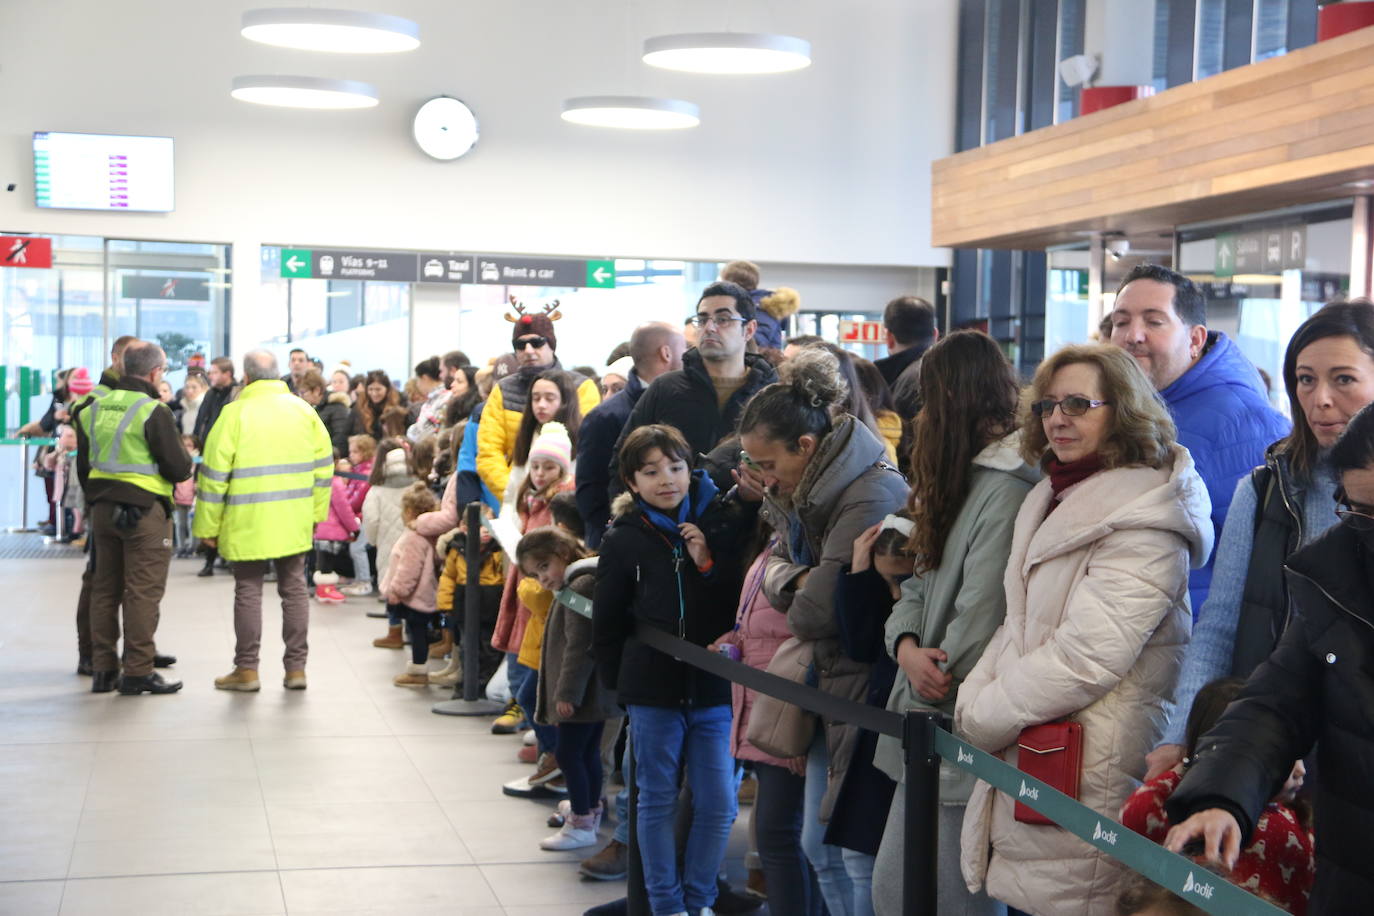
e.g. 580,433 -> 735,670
955,445 -> 1212,916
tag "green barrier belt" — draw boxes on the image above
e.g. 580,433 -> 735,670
0,437 -> 57,446
554,578 -> 1287,916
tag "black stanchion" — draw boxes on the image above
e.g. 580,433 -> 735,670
902,710 -> 944,916
433,501 -> 503,716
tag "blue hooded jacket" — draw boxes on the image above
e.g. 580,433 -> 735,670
750,288 -> 784,351
1159,331 -> 1289,616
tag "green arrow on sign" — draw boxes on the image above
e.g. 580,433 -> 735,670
281,248 -> 312,279
586,259 -> 615,289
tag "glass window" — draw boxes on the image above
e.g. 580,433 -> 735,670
1255,0 -> 1290,60
1152,1 -> 1171,92
1195,0 -> 1226,79
363,282 -> 408,325
1059,0 -> 1087,122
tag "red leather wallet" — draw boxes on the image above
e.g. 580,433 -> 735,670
1013,721 -> 1083,825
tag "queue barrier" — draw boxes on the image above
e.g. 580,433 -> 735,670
1,436 -> 58,533
557,594 -> 1285,916
467,506 -> 1283,915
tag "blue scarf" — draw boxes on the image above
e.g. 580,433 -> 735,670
636,469 -> 718,545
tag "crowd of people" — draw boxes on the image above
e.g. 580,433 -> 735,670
42,257 -> 1374,916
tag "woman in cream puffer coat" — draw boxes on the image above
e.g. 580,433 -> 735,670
955,345 -> 1213,916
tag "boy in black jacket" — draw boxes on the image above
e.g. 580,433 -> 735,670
594,423 -> 752,916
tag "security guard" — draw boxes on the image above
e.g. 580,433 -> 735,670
76,341 -> 193,694
195,349 -> 333,692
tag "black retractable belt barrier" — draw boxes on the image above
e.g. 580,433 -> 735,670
432,501 -> 503,717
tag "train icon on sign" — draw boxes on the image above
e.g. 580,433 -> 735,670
318,255 -> 335,275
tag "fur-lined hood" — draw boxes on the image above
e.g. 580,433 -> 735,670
610,490 -> 637,519
758,286 -> 800,320
327,391 -> 352,408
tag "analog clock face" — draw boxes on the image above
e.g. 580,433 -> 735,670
413,97 -> 479,160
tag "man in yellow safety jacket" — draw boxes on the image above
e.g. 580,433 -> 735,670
194,349 -> 334,692
75,340 -> 193,695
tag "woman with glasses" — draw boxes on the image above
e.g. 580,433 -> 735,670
1165,400 -> 1374,914
955,344 -> 1212,916
1145,300 -> 1374,782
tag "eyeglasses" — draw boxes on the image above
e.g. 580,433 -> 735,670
689,313 -> 747,330
1030,396 -> 1112,419
514,336 -> 549,351
1336,505 -> 1374,532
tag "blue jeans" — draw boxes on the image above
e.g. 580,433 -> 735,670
512,659 -> 557,753
801,732 -> 875,916
629,704 -> 737,916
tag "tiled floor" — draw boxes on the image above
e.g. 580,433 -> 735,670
0,553 -> 730,915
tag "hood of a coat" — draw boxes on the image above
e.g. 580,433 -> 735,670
1024,444 -> 1213,570
791,415 -> 893,521
380,448 -> 411,487
327,391 -> 351,407
562,556 -> 600,599
1285,521 -> 1374,630
972,430 -> 1039,484
1161,330 -> 1269,406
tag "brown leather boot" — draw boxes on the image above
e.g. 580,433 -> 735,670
372,625 -> 404,649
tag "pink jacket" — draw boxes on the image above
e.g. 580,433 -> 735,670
314,476 -> 360,542
346,458 -> 372,514
173,475 -> 196,507
721,550 -> 795,767
380,527 -> 439,611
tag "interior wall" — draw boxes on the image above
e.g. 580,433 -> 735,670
0,1 -> 956,270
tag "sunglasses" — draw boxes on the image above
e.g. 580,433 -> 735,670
1030,396 -> 1111,419
514,336 -> 549,351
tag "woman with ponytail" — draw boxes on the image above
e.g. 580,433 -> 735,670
738,347 -> 907,916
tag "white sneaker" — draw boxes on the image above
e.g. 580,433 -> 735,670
538,814 -> 599,850
522,729 -> 537,746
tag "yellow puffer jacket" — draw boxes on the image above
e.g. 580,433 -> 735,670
436,542 -> 505,611
193,379 -> 334,562
516,578 -> 554,670
476,366 -> 600,498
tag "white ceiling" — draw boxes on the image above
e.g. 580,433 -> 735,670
0,0 -> 958,267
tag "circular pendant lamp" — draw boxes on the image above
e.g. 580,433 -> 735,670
241,8 -> 420,53
560,96 -> 700,130
231,75 -> 379,109
642,32 -> 811,74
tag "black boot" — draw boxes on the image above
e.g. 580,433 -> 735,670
91,670 -> 119,693
713,877 -> 762,914
154,654 -> 177,668
117,672 -> 183,695
198,559 -> 214,577
76,657 -> 93,676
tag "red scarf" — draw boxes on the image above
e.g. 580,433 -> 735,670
1046,453 -> 1103,509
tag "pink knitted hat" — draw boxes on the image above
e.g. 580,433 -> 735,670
527,421 -> 573,474
67,367 -> 94,397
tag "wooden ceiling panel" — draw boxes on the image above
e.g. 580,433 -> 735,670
932,27 -> 1374,250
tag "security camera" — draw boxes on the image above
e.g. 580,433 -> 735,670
1058,54 -> 1099,88
1106,239 -> 1131,260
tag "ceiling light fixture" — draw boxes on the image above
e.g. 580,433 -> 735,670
642,32 -> 811,74
241,8 -> 420,53
560,96 -> 700,130
231,75 -> 379,109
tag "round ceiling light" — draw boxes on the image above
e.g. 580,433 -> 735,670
642,32 -> 811,74
231,75 -> 379,109
241,8 -> 420,53
560,96 -> 700,130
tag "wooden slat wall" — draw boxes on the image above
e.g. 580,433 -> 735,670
932,26 -> 1374,250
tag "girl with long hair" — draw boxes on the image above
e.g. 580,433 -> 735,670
352,370 -> 401,441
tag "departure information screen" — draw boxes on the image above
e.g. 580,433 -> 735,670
34,132 -> 175,212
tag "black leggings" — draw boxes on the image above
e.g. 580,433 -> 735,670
754,761 -> 822,916
399,605 -> 433,665
555,720 -> 605,816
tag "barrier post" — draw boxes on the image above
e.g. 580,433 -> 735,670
903,710 -> 944,916
432,501 -> 503,716
0,365 -> 8,432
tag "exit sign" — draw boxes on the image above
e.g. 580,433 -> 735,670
839,320 -> 884,344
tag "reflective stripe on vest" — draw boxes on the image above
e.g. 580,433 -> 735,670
198,486 -> 315,506
200,455 -> 334,484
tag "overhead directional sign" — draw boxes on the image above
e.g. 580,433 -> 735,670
1215,234 -> 1235,278
1,236 -> 53,269
277,246 -> 616,287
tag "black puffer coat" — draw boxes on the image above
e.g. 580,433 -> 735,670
1167,522 -> 1374,913
592,474 -> 755,709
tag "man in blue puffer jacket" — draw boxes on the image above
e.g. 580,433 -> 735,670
1110,264 -> 1290,617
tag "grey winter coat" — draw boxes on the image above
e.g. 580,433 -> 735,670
362,448 -> 413,584
873,432 -> 1039,800
762,415 -> 908,821
535,557 -> 621,725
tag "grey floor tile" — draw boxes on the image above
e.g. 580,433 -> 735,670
278,865 -> 499,911
57,871 -> 285,915
0,879 -> 64,916
266,801 -> 471,869
480,862 -> 625,908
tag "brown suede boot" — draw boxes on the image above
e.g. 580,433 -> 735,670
372,625 -> 404,649
427,629 -> 453,660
